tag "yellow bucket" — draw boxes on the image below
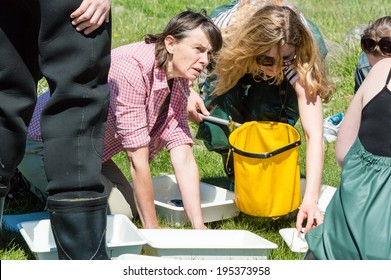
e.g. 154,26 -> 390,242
228,121 -> 302,218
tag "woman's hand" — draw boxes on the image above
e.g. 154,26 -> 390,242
296,199 -> 324,234
187,86 -> 210,123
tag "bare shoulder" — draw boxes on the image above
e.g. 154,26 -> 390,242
366,57 -> 391,81
374,57 -> 391,66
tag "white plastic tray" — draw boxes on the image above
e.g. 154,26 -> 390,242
279,228 -> 308,253
140,229 -> 277,260
149,175 -> 239,225
18,214 -> 146,260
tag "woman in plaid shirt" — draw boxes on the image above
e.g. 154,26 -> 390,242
19,10 -> 222,230
103,10 -> 222,229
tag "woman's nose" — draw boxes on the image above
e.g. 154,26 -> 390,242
199,52 -> 209,65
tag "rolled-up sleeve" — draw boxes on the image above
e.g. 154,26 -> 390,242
165,121 -> 193,151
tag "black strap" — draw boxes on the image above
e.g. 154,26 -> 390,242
278,78 -> 289,123
385,67 -> 391,86
231,139 -> 301,159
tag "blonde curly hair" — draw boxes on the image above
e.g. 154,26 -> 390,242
212,3 -> 334,102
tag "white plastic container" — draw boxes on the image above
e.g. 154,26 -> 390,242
18,214 -> 146,260
140,229 -> 277,260
317,184 -> 337,213
279,228 -> 308,253
150,175 -> 239,225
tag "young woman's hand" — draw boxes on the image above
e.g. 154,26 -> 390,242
296,199 -> 324,234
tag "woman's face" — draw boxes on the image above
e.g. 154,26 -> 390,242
165,27 -> 212,81
257,44 -> 296,77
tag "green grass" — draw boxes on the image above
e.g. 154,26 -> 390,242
2,0 -> 391,260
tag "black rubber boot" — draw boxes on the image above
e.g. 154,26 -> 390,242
48,196 -> 110,260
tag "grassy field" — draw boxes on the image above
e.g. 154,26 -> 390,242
1,0 -> 390,260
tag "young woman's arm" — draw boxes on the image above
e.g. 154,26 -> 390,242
294,80 -> 325,234
334,92 -> 362,167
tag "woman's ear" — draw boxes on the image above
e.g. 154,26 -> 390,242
164,35 -> 176,54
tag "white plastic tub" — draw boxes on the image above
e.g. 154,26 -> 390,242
140,229 -> 277,260
18,214 -> 146,260
317,184 -> 337,213
150,175 -> 239,225
279,228 -> 308,253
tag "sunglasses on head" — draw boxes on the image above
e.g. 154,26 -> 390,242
256,55 -> 296,67
361,36 -> 391,55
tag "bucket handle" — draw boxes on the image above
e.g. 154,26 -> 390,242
199,113 -> 301,157
199,113 -> 241,132
231,140 -> 301,159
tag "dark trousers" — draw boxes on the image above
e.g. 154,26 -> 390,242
0,0 -> 111,202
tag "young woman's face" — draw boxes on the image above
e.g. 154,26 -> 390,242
165,27 -> 212,81
257,44 -> 296,77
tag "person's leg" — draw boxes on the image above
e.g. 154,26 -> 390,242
17,136 -> 48,203
101,159 -> 138,219
39,0 -> 111,197
0,1 -> 40,232
39,0 -> 111,259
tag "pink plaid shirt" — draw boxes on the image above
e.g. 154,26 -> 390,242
103,42 -> 192,162
28,42 -> 193,163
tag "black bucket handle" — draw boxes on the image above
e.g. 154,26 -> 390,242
230,140 -> 301,159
